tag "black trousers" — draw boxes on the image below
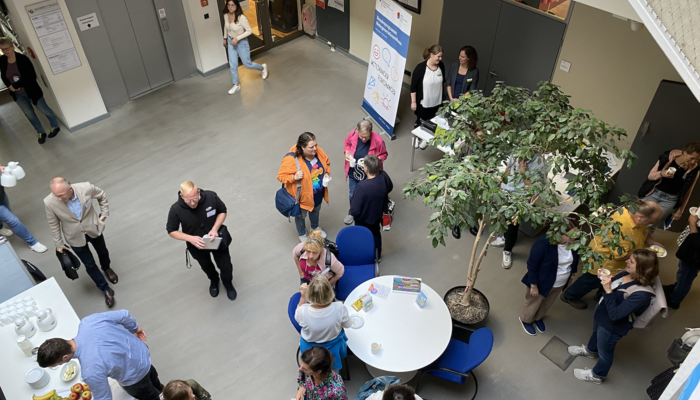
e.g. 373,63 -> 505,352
504,223 -> 519,253
414,104 -> 440,126
355,219 -> 382,259
71,234 -> 111,291
188,244 -> 233,286
121,365 -> 162,400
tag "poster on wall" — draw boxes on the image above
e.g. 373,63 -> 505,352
361,0 -> 412,138
328,0 -> 344,12
25,0 -> 81,74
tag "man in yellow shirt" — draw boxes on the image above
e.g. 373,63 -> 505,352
560,200 -> 663,310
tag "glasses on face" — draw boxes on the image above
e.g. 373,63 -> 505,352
183,196 -> 200,204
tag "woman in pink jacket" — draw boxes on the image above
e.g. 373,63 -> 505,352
343,120 -> 388,224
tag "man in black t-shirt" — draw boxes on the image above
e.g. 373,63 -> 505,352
166,181 -> 236,300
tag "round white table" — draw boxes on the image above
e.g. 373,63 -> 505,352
343,276 -> 452,381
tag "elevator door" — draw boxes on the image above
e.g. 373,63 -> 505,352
97,0 -> 173,98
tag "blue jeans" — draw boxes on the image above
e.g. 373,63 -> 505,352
563,271 -> 601,301
348,175 -> 359,203
14,92 -> 59,134
668,259 -> 700,305
0,205 -> 37,245
295,203 -> 321,236
227,37 -> 262,85
642,190 -> 678,228
586,317 -> 623,379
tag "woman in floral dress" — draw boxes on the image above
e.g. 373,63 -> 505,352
295,347 -> 348,400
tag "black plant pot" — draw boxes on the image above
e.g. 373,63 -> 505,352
443,286 -> 490,325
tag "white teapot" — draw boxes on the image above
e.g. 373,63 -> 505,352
14,317 -> 36,338
36,309 -> 57,332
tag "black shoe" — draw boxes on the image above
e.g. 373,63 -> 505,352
48,127 -> 60,138
663,284 -> 674,297
38,132 -> 47,144
209,279 -> 220,297
559,292 -> 588,310
668,302 -> 680,310
452,226 -> 461,239
224,283 -> 237,300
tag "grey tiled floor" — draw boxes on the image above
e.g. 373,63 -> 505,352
0,37 -> 695,399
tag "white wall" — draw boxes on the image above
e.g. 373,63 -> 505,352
182,0 -> 228,74
349,0 -> 444,84
551,3 -> 683,149
575,0 -> 639,21
7,0 -> 107,130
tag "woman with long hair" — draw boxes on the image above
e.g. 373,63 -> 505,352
295,346 -> 348,400
446,45 -> 479,101
221,0 -> 268,95
410,44 -> 445,148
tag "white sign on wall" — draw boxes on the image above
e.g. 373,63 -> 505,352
26,0 -> 81,74
76,12 -> 99,32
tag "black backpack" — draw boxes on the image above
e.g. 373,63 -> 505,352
300,238 -> 339,270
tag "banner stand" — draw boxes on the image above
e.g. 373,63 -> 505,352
359,110 -> 400,140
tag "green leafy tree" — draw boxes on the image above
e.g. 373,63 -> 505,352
403,82 -> 638,306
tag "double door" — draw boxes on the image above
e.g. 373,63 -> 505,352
217,0 -> 305,55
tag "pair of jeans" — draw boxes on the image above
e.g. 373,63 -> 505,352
188,244 -> 234,285
668,259 -> 700,305
356,218 -> 382,259
121,365 -> 162,400
227,37 -> 262,85
642,189 -> 678,228
348,175 -> 359,203
14,92 -> 59,134
586,318 -> 623,379
504,223 -> 519,252
0,205 -> 37,245
71,234 -> 111,291
563,271 -> 601,301
295,203 -> 321,236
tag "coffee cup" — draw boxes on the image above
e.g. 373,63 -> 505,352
598,268 -> 611,280
371,342 -> 381,354
322,176 -> 331,187
667,167 -> 677,176
349,158 -> 356,168
690,207 -> 699,216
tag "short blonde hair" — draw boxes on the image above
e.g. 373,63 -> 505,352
0,37 -> 13,47
306,275 -> 335,306
180,181 -> 196,195
303,230 -> 325,254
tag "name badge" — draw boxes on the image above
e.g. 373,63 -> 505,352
207,209 -> 216,218
467,78 -> 473,82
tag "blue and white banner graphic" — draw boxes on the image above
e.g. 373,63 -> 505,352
361,0 -> 412,137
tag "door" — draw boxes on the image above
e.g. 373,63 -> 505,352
315,0 -> 349,51
219,0 -> 305,55
153,0 -> 197,81
483,2 -> 566,95
608,80 -> 700,231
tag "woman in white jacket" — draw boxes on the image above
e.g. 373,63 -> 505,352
222,0 -> 268,94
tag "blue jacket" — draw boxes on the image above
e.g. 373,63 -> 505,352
300,330 -> 348,371
595,272 -> 653,336
521,235 -> 579,297
355,376 -> 401,400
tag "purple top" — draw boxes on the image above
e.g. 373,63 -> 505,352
5,61 -> 23,93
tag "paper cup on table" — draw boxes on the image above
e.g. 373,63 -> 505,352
371,342 -> 381,354
598,269 -> 611,280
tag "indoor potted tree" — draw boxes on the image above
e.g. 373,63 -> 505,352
403,82 -> 637,324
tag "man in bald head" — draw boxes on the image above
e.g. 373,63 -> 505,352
166,181 -> 236,300
44,178 -> 118,307
560,200 -> 665,310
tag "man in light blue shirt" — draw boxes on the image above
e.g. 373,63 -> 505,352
37,310 -> 163,400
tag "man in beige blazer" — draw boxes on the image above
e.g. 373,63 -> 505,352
44,177 -> 118,307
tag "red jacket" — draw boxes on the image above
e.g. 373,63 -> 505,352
343,130 -> 388,180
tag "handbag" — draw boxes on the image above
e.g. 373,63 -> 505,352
22,260 -> 47,283
55,249 -> 80,280
275,152 -> 303,220
667,328 -> 700,367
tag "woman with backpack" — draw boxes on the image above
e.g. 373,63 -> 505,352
568,249 -> 659,384
293,230 -> 344,285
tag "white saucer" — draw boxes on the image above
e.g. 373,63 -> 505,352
350,314 -> 364,329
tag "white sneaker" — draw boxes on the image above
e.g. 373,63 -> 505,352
0,227 -> 13,236
573,368 -> 602,384
261,64 -> 268,80
344,215 -> 354,225
568,345 -> 597,359
419,139 -> 428,150
299,235 -> 307,243
314,228 -> 327,239
502,251 -> 512,269
490,235 -> 505,247
30,242 -> 48,253
228,85 -> 241,95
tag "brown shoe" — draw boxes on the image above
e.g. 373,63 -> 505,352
104,288 -> 115,307
104,268 -> 118,284
560,292 -> 587,310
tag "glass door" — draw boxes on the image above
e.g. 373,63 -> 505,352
218,0 -> 305,56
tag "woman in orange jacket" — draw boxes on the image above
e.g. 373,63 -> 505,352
278,132 -> 331,242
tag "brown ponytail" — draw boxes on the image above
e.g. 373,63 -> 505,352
422,44 -> 443,60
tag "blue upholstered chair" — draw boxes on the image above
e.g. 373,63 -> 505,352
335,226 -> 378,301
416,327 -> 494,400
287,292 -> 302,365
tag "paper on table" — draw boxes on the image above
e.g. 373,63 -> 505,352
368,283 -> 390,299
